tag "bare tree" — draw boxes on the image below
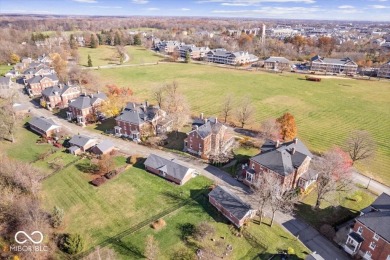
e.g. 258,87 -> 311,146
0,96 -> 18,143
344,130 -> 376,165
311,148 -> 352,209
152,86 -> 165,108
260,118 -> 280,140
220,94 -> 234,123
235,97 -> 254,128
145,235 -> 159,260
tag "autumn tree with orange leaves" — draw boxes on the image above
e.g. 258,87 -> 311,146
100,84 -> 133,117
276,112 -> 297,141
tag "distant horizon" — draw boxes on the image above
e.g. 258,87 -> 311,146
0,0 -> 389,22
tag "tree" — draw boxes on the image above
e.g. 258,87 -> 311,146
100,84 -> 133,117
50,52 -> 68,82
144,235 -> 159,260
97,154 -> 115,174
133,34 -> 142,46
90,34 -> 99,48
88,54 -> 93,67
193,222 -> 215,241
317,36 -> 336,56
220,94 -> 234,123
0,98 -> 18,143
291,35 -> 306,55
185,51 -> 191,63
276,112 -> 297,141
344,130 -> 375,165
9,53 -> 20,64
152,86 -> 165,108
311,148 -> 352,209
60,233 -> 84,255
69,34 -> 78,49
114,31 -> 122,46
51,206 -> 65,228
260,118 -> 280,140
235,97 -> 254,128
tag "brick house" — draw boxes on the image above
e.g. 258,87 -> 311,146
343,193 -> 390,259
114,102 -> 171,141
67,135 -> 97,155
243,139 -> 314,192
310,55 -> 358,75
67,92 -> 107,126
183,116 -> 235,160
209,185 -> 256,228
264,57 -> 291,71
25,74 -> 59,96
144,154 -> 197,185
90,140 -> 116,156
28,116 -> 61,137
41,84 -> 81,110
23,63 -> 54,80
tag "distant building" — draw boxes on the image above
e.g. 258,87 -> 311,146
156,40 -> 183,54
175,44 -> 210,60
378,61 -> 390,79
206,48 -> 258,65
209,185 -> 256,228
144,154 -> 197,185
310,55 -> 358,75
343,193 -> 390,259
264,57 -> 291,71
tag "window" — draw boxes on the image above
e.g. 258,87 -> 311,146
373,233 -> 379,241
369,242 -> 376,250
246,172 -> 253,183
251,163 -> 255,170
365,251 -> 372,257
190,144 -> 192,149
357,226 -> 363,235
199,143 -> 202,149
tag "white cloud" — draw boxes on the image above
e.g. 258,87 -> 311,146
338,5 -> 354,9
198,0 -> 316,4
146,7 -> 160,11
369,4 -> 389,8
94,5 -> 122,9
212,6 -> 321,15
132,0 -> 149,4
180,8 -> 191,11
72,0 -> 97,3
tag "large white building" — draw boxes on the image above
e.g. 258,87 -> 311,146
205,49 -> 258,65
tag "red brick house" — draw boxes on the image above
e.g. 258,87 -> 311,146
343,193 -> 390,259
243,139 -> 314,192
114,102 -> 171,141
144,154 -> 197,185
28,116 -> 61,137
183,116 -> 234,160
41,84 -> 81,110
67,92 -> 107,126
209,185 -> 256,228
25,74 -> 59,96
23,63 -> 54,80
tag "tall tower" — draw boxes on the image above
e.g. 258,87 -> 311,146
261,24 -> 266,45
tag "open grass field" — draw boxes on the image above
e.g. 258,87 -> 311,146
90,63 -> 390,185
78,45 -> 162,67
0,64 -> 12,76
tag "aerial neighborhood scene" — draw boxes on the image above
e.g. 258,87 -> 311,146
1,0 -> 390,259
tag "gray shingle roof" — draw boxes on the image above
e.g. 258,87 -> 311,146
265,56 -> 290,63
208,185 -> 253,221
357,211 -> 390,242
251,139 -> 313,176
311,55 -> 357,66
29,116 -> 60,132
69,135 -> 95,147
94,140 -> 115,154
41,85 -> 69,97
115,102 -> 159,125
26,74 -> 58,84
191,120 -> 224,139
0,76 -> 11,87
371,192 -> 390,211
144,154 -> 193,182
69,93 -> 106,109
349,232 -> 364,243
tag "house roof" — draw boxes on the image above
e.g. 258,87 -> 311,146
69,135 -> 95,147
26,74 -> 58,84
357,211 -> 390,242
265,56 -> 290,63
208,185 -> 253,221
29,116 -> 60,132
251,139 -> 313,176
68,146 -> 80,153
144,154 -> 194,183
41,85 -> 70,97
115,102 -> 160,125
190,120 -> 225,139
0,76 -> 11,86
69,93 -> 106,109
371,192 -> 390,211
311,55 -> 357,66
93,140 -> 115,154
349,232 -> 364,243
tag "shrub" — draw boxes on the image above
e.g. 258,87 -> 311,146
287,247 -> 295,254
58,233 -> 84,255
51,206 -> 65,228
320,224 -> 336,240
91,177 -> 107,186
104,170 -> 118,179
129,155 -> 139,165
172,247 -> 196,260
151,219 -> 166,230
353,194 -> 362,202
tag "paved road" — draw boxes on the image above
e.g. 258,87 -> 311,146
351,171 -> 390,195
18,92 -> 387,260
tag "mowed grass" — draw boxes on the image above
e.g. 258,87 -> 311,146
91,63 -> 390,184
0,64 -> 12,76
41,162 -> 212,249
78,46 -> 162,67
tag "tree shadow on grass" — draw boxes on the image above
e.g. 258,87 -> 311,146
75,161 -> 99,174
162,131 -> 187,151
109,239 -> 144,259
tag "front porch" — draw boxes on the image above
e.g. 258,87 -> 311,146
342,231 -> 363,256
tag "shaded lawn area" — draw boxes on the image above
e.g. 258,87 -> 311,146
113,196 -> 310,260
85,118 -> 116,134
41,162 -> 212,250
91,63 -> 390,185
296,186 -> 376,230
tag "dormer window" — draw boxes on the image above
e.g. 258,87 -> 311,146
357,226 -> 363,235
373,233 -> 379,241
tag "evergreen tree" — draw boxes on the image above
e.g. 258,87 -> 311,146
133,34 -> 142,45
90,34 -> 98,48
114,31 -> 122,46
69,34 -> 78,49
87,54 -> 93,67
185,51 -> 191,63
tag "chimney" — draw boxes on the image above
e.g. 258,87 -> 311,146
195,125 -> 199,130
145,100 -> 149,107
276,140 -> 280,148
204,118 -> 208,124
291,148 -> 296,154
294,138 -> 298,144
215,118 -> 218,124
200,113 -> 204,119
90,94 -> 94,98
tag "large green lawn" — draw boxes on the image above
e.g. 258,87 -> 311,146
78,45 -> 162,67
91,63 -> 390,184
0,64 -> 12,76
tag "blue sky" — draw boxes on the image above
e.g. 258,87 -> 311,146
0,0 -> 389,21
